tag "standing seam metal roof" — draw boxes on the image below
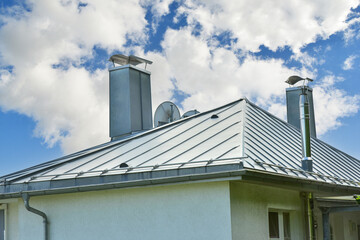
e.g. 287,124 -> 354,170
1,98 -> 359,190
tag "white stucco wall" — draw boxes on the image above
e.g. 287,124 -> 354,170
8,181 -> 232,240
230,182 -> 305,240
313,209 -> 360,240
338,212 -> 360,240
313,202 -> 360,240
0,200 -> 19,240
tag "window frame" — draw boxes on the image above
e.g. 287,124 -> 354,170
0,204 -> 7,240
268,209 -> 292,240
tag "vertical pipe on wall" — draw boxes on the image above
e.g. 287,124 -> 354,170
22,193 -> 48,240
321,208 -> 330,240
304,192 -> 315,240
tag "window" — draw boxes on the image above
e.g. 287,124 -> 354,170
0,204 -> 6,240
283,212 -> 291,240
269,212 -> 279,238
268,210 -> 291,240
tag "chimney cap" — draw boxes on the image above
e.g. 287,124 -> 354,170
285,75 -> 313,85
109,54 -> 153,66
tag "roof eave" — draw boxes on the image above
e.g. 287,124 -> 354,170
1,165 -> 358,200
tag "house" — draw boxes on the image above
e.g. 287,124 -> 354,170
0,55 -> 359,240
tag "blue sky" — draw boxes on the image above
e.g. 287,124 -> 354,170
0,0 -> 360,176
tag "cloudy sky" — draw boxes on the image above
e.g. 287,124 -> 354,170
0,0 -> 360,176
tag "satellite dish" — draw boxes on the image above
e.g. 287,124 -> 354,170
182,110 -> 200,118
154,101 -> 181,127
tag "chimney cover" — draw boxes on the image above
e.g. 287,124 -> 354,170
109,54 -> 153,66
285,76 -> 313,85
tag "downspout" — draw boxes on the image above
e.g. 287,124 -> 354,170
22,193 -> 48,240
304,192 -> 314,240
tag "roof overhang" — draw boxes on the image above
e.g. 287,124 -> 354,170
1,160 -> 359,200
316,195 -> 360,213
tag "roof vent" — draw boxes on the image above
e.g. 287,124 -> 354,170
211,114 -> 219,119
119,162 -> 129,168
182,110 -> 200,118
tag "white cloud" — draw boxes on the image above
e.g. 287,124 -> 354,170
343,18 -> 360,44
313,75 -> 360,134
0,0 -> 149,153
143,51 -> 176,110
178,0 -> 359,52
156,28 -> 360,138
0,63 -> 109,153
342,55 -> 357,70
141,0 -> 175,32
142,0 -> 174,18
0,0 -> 359,156
159,28 -> 301,111
0,70 -> 12,87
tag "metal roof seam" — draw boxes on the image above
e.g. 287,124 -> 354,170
132,110 -> 243,168
160,122 -> 241,166
245,109 -> 302,160
108,106 -> 242,169
246,104 -> 302,146
244,133 -> 285,170
216,145 -> 241,159
0,100 -> 244,181
244,120 -> 300,169
310,140 -> 357,178
311,139 -> 360,179
2,97 -> 359,193
83,120 -> 190,172
245,101 -> 358,181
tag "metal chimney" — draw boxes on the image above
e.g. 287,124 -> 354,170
109,54 -> 153,140
286,86 -> 316,138
299,87 -> 312,172
285,76 -> 314,171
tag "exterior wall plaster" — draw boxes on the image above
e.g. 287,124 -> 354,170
11,181 -> 232,240
230,182 -> 305,240
313,208 -> 360,240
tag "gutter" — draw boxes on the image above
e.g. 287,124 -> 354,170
2,167 -> 247,199
0,165 -> 358,200
22,193 -> 48,240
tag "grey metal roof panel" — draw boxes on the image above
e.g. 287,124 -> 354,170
1,98 -> 359,193
2,99 -> 244,184
243,101 -> 360,183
